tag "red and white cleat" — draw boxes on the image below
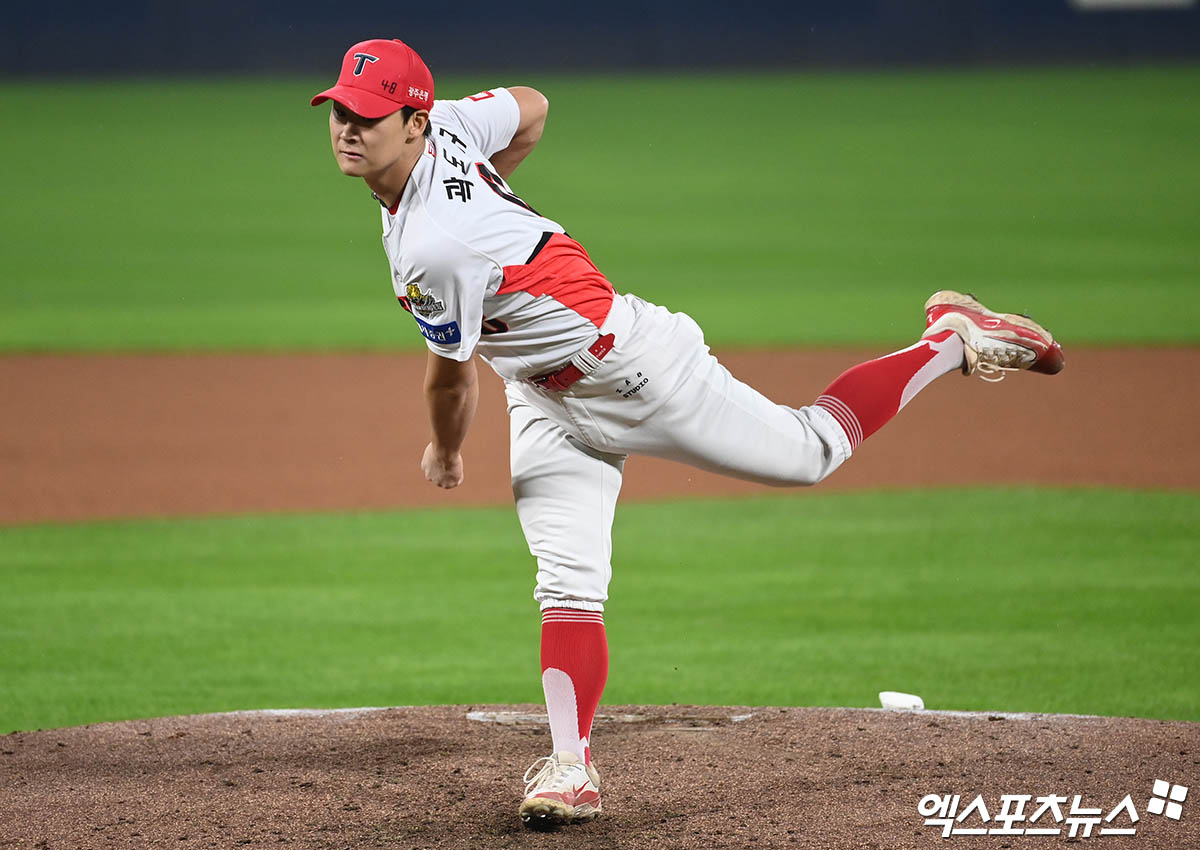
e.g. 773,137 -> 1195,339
924,290 -> 1065,381
519,751 -> 602,828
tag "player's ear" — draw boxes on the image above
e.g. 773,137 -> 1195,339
409,110 -> 430,140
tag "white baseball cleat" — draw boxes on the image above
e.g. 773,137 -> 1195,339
519,751 -> 602,828
923,290 -> 1065,382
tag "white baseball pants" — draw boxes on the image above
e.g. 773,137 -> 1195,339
505,294 -> 851,612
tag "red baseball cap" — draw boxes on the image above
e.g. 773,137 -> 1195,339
310,38 -> 434,119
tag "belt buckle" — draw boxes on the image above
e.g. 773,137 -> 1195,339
531,368 -> 568,392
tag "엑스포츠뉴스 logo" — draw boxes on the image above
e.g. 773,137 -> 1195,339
918,778 -> 1189,839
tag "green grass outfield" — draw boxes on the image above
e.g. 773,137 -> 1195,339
1,66 -> 1198,351
2,489 -> 1197,733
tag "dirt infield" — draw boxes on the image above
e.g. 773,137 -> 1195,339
2,705 -> 1197,849
1,348 -> 1196,525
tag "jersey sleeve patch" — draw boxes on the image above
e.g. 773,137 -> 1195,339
414,316 -> 462,346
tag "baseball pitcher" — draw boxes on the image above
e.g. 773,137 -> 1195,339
310,38 -> 1064,828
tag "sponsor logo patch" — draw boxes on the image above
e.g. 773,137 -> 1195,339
406,283 -> 446,317
414,316 -> 461,346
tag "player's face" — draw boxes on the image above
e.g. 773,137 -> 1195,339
328,102 -> 410,178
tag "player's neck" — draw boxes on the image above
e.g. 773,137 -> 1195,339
365,144 -> 423,210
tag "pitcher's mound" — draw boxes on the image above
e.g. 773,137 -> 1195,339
2,704 -> 1197,848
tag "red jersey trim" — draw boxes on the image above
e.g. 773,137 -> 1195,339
498,233 -> 615,328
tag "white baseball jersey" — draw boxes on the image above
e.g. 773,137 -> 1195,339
381,87 -> 616,381
370,84 -> 850,614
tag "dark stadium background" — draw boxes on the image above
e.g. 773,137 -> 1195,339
4,0 -> 1198,76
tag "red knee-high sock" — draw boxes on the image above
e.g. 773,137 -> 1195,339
540,608 -> 608,766
815,330 -> 963,452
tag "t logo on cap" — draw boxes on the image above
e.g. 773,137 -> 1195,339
311,38 -> 435,119
352,53 -> 379,76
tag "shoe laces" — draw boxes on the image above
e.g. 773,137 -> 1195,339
974,359 -> 1017,383
974,343 -> 1034,382
524,755 -> 571,793
524,754 -> 595,795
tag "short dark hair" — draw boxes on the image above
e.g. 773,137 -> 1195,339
401,106 -> 432,137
